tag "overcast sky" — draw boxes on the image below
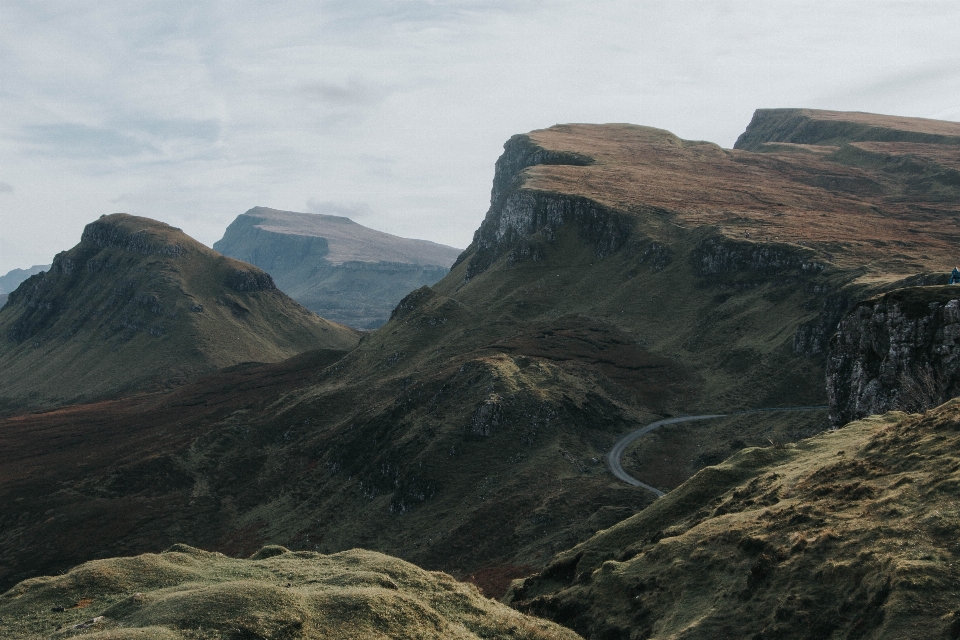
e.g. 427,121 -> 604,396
1,1 -> 958,273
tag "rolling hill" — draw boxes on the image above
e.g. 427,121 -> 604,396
214,207 -> 462,328
0,214 -> 359,412
1,109 -> 959,606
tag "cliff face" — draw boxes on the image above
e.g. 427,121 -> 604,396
827,286 -> 960,426
215,208 -> 461,329
0,213 -> 358,412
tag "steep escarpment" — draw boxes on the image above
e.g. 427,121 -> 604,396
0,214 -> 358,411
508,402 -> 960,639
827,285 -> 960,426
2,112 -> 960,603
734,108 -> 960,150
215,207 -> 461,328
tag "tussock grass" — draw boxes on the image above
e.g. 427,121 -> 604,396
0,545 -> 580,639
510,401 -> 960,638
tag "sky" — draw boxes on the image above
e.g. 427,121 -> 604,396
1,0 -> 959,273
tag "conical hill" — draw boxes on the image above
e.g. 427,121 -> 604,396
0,214 -> 359,411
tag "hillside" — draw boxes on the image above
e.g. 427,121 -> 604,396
0,214 -> 359,412
1,110 -> 959,597
507,401 -> 960,639
0,544 -> 580,639
0,264 -> 48,294
214,207 -> 462,328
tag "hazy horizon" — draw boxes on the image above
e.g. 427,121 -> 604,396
2,0 -> 959,273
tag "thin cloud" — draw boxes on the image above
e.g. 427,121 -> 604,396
306,199 -> 374,220
20,123 -> 156,159
0,182 -> 13,193
302,78 -> 396,108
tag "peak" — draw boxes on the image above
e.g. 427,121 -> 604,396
80,213 -> 193,258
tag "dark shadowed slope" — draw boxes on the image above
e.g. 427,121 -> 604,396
0,214 -> 359,412
214,207 -> 462,328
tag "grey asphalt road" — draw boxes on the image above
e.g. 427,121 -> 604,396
607,406 -> 828,496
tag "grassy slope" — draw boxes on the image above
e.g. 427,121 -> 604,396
508,401 -> 960,639
0,214 -> 358,411
0,545 -> 580,639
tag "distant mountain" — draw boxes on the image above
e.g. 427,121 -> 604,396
0,213 -> 359,412
214,207 -> 462,328
0,294 -> 6,308
0,264 -> 49,294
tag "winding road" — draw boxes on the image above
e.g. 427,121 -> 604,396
607,406 -> 828,497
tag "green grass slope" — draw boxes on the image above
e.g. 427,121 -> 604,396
0,544 -> 580,639
508,401 -> 960,639
0,214 -> 358,411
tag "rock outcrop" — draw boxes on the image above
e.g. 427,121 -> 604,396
827,286 -> 960,426
0,264 -> 48,295
214,208 -> 462,328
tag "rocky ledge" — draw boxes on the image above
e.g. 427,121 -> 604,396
827,285 -> 960,425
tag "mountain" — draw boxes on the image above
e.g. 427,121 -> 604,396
0,214 -> 359,412
1,110 -> 959,601
507,400 -> 960,639
0,264 -> 49,294
0,544 -> 580,639
214,207 -> 462,328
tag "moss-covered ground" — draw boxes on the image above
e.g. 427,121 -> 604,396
0,544 -> 580,639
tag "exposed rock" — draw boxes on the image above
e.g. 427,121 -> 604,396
466,190 -> 631,281
225,267 -> 276,292
81,215 -> 185,257
735,108 -> 960,151
827,286 -> 960,425
0,264 -> 48,294
690,236 -> 824,276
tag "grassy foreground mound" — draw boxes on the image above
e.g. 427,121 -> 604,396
0,545 -> 580,640
0,214 -> 358,411
508,401 -> 960,639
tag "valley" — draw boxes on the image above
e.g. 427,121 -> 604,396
2,108 -> 960,638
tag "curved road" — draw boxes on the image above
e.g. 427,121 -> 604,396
607,406 -> 828,497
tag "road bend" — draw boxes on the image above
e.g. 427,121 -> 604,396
607,406 -> 828,497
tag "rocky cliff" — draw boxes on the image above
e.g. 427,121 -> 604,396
0,213 -> 358,412
214,207 -> 461,328
827,285 -> 960,426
